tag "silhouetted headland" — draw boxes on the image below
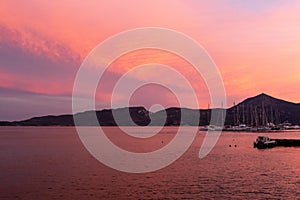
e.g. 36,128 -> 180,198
1,93 -> 299,127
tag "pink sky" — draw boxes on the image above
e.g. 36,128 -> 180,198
0,0 -> 299,120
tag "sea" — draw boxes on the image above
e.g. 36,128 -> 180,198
1,127 -> 299,200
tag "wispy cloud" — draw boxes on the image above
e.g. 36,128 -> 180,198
0,0 -> 299,120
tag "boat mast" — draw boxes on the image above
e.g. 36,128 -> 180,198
207,103 -> 210,125
233,101 -> 236,125
254,106 -> 259,127
270,106 -> 274,125
237,104 -> 240,125
242,104 -> 245,125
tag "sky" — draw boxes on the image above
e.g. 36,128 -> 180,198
0,0 -> 300,121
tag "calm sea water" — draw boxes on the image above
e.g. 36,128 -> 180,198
1,127 -> 300,200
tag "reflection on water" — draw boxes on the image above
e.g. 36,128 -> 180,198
0,127 -> 299,199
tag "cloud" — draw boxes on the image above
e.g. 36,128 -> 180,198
0,87 -> 72,121
1,0 -> 300,120
0,24 -> 80,95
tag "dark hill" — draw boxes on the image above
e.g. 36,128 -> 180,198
1,93 -> 299,126
226,93 -> 300,126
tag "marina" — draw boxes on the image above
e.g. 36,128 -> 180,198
200,123 -> 300,132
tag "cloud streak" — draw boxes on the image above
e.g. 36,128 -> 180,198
0,0 -> 299,120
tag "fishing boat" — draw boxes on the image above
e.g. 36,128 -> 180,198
253,136 -> 277,149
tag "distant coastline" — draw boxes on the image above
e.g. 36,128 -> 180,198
0,93 -> 299,127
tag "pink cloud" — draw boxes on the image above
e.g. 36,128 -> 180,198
0,0 -> 300,120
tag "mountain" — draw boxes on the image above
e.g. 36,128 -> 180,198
225,93 -> 300,126
4,107 -> 151,126
74,107 -> 151,126
1,93 -> 299,126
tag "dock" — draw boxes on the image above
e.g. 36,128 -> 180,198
254,136 -> 300,149
274,139 -> 300,147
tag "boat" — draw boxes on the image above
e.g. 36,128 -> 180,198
253,136 -> 277,149
226,124 -> 251,132
199,125 -> 223,131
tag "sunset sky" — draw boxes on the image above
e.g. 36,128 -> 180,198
1,0 -> 300,121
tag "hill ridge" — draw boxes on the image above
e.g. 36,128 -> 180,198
1,93 -> 299,126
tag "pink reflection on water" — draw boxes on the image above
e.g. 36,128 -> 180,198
0,127 -> 299,199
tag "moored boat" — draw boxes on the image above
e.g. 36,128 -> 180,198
199,125 -> 223,131
253,136 -> 277,149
